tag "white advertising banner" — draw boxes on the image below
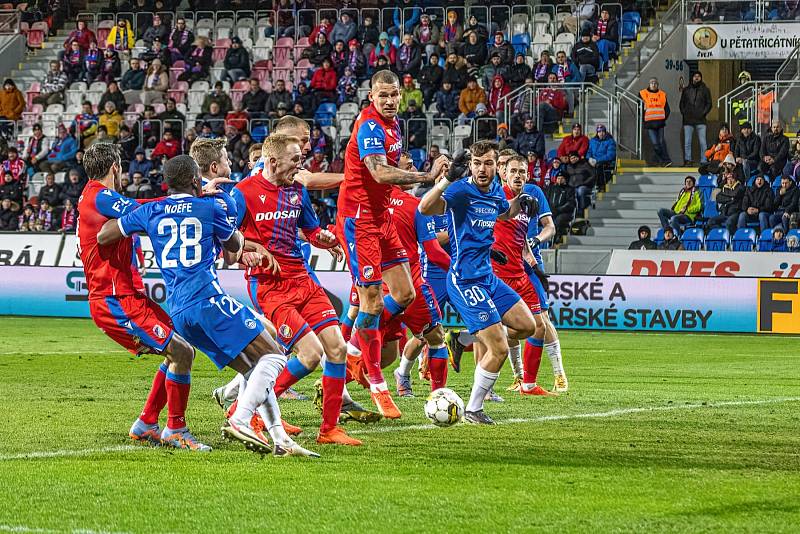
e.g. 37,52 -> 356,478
607,250 -> 800,278
686,23 -> 800,60
0,233 -> 63,267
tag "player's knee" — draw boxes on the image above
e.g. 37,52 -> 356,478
394,286 -> 416,308
425,325 -> 445,346
358,285 -> 384,314
167,337 -> 195,369
326,340 -> 347,363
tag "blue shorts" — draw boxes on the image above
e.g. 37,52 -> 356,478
171,295 -> 265,370
447,272 -> 521,334
427,275 -> 449,308
525,263 -> 550,311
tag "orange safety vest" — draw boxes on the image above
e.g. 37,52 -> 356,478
640,89 -> 667,122
757,91 -> 774,125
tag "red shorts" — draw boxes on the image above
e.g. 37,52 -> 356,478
336,215 -> 408,286
384,274 -> 442,341
501,274 -> 542,315
247,275 -> 338,350
90,293 -> 174,355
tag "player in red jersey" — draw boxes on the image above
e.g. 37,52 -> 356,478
231,134 -> 361,446
488,153 -> 557,396
77,143 -> 208,450
335,69 -> 449,418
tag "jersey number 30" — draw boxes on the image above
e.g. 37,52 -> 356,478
158,217 -> 202,268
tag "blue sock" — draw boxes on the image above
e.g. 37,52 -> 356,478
429,345 -> 449,359
286,357 -> 313,379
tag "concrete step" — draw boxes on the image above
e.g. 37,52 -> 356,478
602,191 -> 676,200
587,225 -> 662,237
590,208 -> 661,219
590,218 -> 660,227
609,183 -> 680,193
595,199 -> 670,210
567,235 -> 644,247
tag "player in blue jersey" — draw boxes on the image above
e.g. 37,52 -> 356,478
419,141 -> 538,424
97,155 -> 319,457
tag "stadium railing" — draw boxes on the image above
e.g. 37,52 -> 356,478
717,80 -> 800,138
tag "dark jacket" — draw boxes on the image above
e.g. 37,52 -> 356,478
488,41 -> 514,65
761,130 -> 790,169
513,128 -> 546,158
60,180 -> 85,206
400,109 -> 427,148
742,181 -> 775,213
0,203 -> 17,230
0,180 -> 23,204
419,64 -> 443,91
571,40 -> 600,69
716,180 -> 745,216
545,182 -> 577,217
594,17 -> 619,44
463,40 -> 487,67
442,64 -> 468,91
658,237 -> 683,250
120,68 -> 145,91
98,90 -> 126,113
565,159 -> 596,188
224,47 -> 251,77
265,89 -> 293,116
629,238 -> 657,250
303,42 -> 333,67
396,42 -> 422,77
734,132 -> 761,163
241,89 -> 268,114
38,182 -> 62,206
434,89 -> 460,119
507,60 -> 532,89
679,80 -> 712,125
774,182 -> 800,213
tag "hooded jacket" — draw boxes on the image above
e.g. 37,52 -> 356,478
487,76 -> 510,115
679,77 -> 712,125
557,134 -> 590,158
715,180 -> 745,216
513,128 -> 545,158
587,134 -> 617,164
545,181 -> 576,216
705,132 -> 734,163
741,181 -> 775,213
629,226 -> 657,250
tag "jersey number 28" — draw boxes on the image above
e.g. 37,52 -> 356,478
157,217 -> 202,268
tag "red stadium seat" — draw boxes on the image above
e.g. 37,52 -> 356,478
25,82 -> 40,108
96,20 -> 114,49
213,38 -> 231,64
273,37 -> 293,66
168,81 -> 189,104
27,21 -> 47,48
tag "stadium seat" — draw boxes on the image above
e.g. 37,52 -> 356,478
294,59 -> 312,84
532,21 -> 551,38
273,37 -> 294,66
314,102 -> 337,126
621,12 -> 640,42
251,124 -> 268,142
510,13 -> 530,36
553,32 -> 575,57
787,229 -> 800,251
195,18 -> 215,39
453,124 -> 472,152
531,34 -> 552,59
757,229 -> 774,251
511,34 -> 531,56
409,148 -> 426,171
654,227 -> 665,246
213,39 -> 231,63
96,20 -> 114,49
731,228 -> 756,251
236,18 -> 255,43
253,37 -> 274,62
27,21 -> 47,48
705,228 -> 730,251
681,227 -> 704,251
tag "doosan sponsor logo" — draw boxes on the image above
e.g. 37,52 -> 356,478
255,210 -> 301,221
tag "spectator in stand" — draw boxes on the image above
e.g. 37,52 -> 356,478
496,123 -> 514,151
533,51 -> 554,83
679,71 -> 712,166
17,204 -> 35,231
310,124 -> 331,158
202,81 -> 233,115
0,173 -> 22,204
152,129 -> 181,160
329,148 -> 345,174
690,2 -> 718,22
136,106 -> 161,149
70,151 -> 87,183
413,14 -> 440,58
546,173 -> 576,241
760,120 -> 790,178
571,30 -> 601,83
565,151 -> 595,211
0,197 -> 18,230
140,59 -> 169,106
558,123 -> 590,161
396,34 -> 422,78
308,16 -> 333,44
309,58 -> 338,109
421,144 -> 442,174
705,170 -> 745,234
38,173 -> 61,207
587,125 -> 617,192
463,32 -> 487,73
72,101 -> 98,147
658,227 -> 684,250
487,75 -> 510,121
167,18 -> 194,63
139,38 -> 171,68
526,151 -> 548,187
35,199 -> 56,231
471,104 -> 496,142
178,36 -> 214,83
142,14 -> 170,47
129,147 -> 153,177
481,53 -> 508,90
345,39 -> 366,80
0,148 -> 25,185
33,61 -> 68,106
63,20 -> 96,54
60,170 -> 85,207
231,132 -> 253,174
508,53 -> 532,90
198,102 -> 226,137
118,125 -> 136,167
106,19 -> 135,53
126,172 -> 154,199
157,98 -> 185,137
40,124 -> 77,173
537,74 -> 569,133
331,12 -> 357,45
442,11 -> 463,52
699,125 -> 735,175
242,78 -> 268,118
593,8 -> 620,69
463,13 -> 489,43
764,226 -> 789,252
488,32 -> 514,66
99,47 -> 121,85
98,101 -> 123,140
738,174 -> 774,233
457,77 -> 486,125
305,147 -> 329,173
182,128 -> 197,155
337,66 -> 358,105
369,33 -> 396,68
60,198 -> 77,232
513,118 -> 545,158
265,79 -> 292,118
734,122 -> 761,179
769,175 -> 799,232
657,176 -> 703,234
434,81 -> 460,121
553,50 -> 583,84
99,80 -> 127,114
61,41 -> 84,83
225,102 -> 249,134
330,40 -> 348,76
628,225 -> 658,250
443,52 -> 469,92
302,32 -> 333,68
358,15 -> 380,55
399,75 -> 423,114
640,77 -> 672,166
89,125 -> 112,146
22,124 -> 49,170
0,79 -> 25,124
120,58 -> 145,104
788,132 -> 800,179
293,82 -> 314,117
545,156 -> 564,186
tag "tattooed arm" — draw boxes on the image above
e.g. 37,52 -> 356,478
364,154 -> 449,185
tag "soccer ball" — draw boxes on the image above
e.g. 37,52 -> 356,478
424,388 -> 465,427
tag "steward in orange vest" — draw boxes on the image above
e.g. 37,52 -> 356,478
640,78 -> 670,130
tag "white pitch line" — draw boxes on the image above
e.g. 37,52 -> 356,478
0,527 -> 129,534
0,444 -> 139,461
348,396 -> 800,435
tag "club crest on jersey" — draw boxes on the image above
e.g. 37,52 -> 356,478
362,265 -> 374,280
288,191 -> 300,206
245,318 -> 258,330
279,324 -> 293,338
259,194 -> 266,203
152,325 -> 166,339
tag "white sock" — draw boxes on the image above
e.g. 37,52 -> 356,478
397,355 -> 415,377
231,353 -> 286,427
222,374 -> 243,402
544,340 -> 564,375
369,382 -> 389,394
342,383 -> 353,403
458,331 -> 475,346
507,344 -> 522,378
466,364 -> 499,413
258,390 -> 291,446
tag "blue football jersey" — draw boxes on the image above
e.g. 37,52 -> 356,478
118,193 -> 238,314
442,178 -> 510,280
524,183 -> 551,268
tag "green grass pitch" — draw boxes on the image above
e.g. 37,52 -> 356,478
0,316 -> 799,532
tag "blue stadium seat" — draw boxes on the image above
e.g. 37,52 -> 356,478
251,125 -> 268,142
681,227 -> 704,251
230,172 -> 243,182
511,34 -> 531,56
621,12 -> 641,41
698,186 -> 718,219
547,149 -> 557,161
732,228 -> 756,251
771,175 -> 782,195
696,174 -> 717,188
314,102 -> 338,127
654,227 -> 665,246
757,229 -> 774,251
787,229 -> 800,252
409,148 -> 426,171
705,228 -> 729,251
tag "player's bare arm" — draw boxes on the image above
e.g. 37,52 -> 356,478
498,196 -> 523,221
201,177 -> 235,195
419,151 -> 466,216
294,169 -> 344,190
364,153 -> 448,186
97,218 -> 125,245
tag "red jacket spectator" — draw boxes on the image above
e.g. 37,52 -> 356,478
310,64 -> 338,92
487,75 -> 510,115
369,33 -> 397,67
225,110 -> 249,133
0,156 -> 26,183
151,134 -> 181,160
308,19 -> 334,44
557,125 -> 590,159
527,157 -> 548,187
537,86 -> 568,117
64,20 -> 96,53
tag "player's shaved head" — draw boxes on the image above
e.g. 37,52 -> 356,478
370,70 -> 401,120
261,134 -> 303,185
83,143 -> 121,182
274,116 -> 311,155
371,69 -> 399,87
164,155 -> 200,192
190,137 -> 227,173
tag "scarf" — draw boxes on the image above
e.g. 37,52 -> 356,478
68,50 -> 81,65
147,73 -> 160,89
399,44 -> 410,66
444,23 -> 457,42
418,25 -> 431,43
84,50 -> 100,69
115,27 -> 128,50
534,62 -> 549,80
555,63 -> 571,82
596,19 -> 608,37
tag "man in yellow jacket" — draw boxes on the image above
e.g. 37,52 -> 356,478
106,20 -> 135,53
657,176 -> 703,235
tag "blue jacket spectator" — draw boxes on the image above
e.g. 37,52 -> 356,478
128,148 -> 154,176
587,129 -> 617,164
434,82 -> 460,120
512,118 -> 546,158
42,125 -> 78,172
393,4 -> 421,35
552,51 -> 584,83
766,227 -> 788,252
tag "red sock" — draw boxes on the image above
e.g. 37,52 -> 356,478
398,327 -> 408,353
429,356 -> 448,391
523,338 -> 544,385
350,330 -> 362,351
165,371 -> 191,430
341,322 -> 353,342
139,362 -> 168,424
321,364 -> 345,432
358,327 -> 385,385
273,357 -> 313,397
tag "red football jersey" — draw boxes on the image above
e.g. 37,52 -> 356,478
338,103 -> 403,221
388,187 -> 438,281
492,185 -> 530,279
